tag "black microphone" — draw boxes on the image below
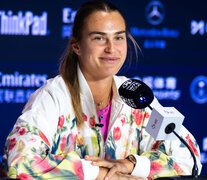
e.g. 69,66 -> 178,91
118,79 -> 154,110
118,79 -> 204,179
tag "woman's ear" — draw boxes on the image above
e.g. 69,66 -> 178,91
71,38 -> 81,56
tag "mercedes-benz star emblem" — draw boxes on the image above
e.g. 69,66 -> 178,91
145,0 -> 165,25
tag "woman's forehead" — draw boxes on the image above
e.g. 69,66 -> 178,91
83,11 -> 126,32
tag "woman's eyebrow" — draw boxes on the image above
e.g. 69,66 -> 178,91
115,30 -> 126,35
88,30 -> 126,36
89,31 -> 106,36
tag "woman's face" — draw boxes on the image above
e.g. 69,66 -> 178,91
74,10 -> 127,81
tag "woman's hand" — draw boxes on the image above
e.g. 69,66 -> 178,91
85,155 -> 136,180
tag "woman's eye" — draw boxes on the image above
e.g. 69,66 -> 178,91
94,36 -> 104,41
115,36 -> 124,41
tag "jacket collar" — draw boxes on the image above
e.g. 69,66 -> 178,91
77,64 -> 127,105
77,64 -> 94,104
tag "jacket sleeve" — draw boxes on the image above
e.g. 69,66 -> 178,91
139,99 -> 202,179
5,123 -> 84,180
2,83 -> 95,180
2,86 -> 88,179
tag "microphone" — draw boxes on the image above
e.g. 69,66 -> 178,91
118,79 -> 184,140
118,79 -> 201,179
118,79 -> 154,110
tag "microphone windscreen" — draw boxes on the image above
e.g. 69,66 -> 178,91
118,79 -> 154,109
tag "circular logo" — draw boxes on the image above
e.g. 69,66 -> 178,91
145,0 -> 165,25
190,75 -> 207,104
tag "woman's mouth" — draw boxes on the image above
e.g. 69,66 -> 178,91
99,57 -> 119,62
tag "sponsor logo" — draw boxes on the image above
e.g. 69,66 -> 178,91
132,76 -> 181,100
203,137 -> 207,151
190,75 -> 207,104
145,0 -> 165,25
191,20 -> 207,35
62,8 -> 77,38
0,10 -> 48,36
130,0 -> 180,49
0,71 -> 48,103
201,137 -> 207,164
151,119 -> 158,129
0,71 -> 47,87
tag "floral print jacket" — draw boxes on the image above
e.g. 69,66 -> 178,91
2,67 -> 202,180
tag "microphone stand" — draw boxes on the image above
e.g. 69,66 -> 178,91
165,123 -> 199,178
118,80 -> 206,179
142,99 -> 206,179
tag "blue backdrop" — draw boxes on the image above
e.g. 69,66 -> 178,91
0,0 -> 207,176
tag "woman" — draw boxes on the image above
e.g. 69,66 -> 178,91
1,0 -> 202,179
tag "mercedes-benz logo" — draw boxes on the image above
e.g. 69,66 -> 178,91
145,0 -> 165,25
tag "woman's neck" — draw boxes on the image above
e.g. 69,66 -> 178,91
87,77 -> 113,110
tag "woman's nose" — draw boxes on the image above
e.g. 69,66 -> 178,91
104,39 -> 115,53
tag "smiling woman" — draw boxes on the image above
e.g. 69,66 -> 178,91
72,10 -> 127,82
1,0 -> 202,180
